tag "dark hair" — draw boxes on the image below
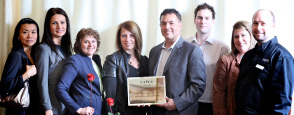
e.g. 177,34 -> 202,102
42,7 -> 72,56
231,21 -> 255,57
12,18 -> 40,58
194,3 -> 215,19
160,8 -> 182,22
116,21 -> 142,60
74,28 -> 101,54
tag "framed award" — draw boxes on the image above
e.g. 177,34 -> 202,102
127,76 -> 166,106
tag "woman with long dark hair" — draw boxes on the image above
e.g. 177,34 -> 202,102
0,18 -> 40,115
34,7 -> 72,115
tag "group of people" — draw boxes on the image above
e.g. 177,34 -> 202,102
0,2 -> 293,115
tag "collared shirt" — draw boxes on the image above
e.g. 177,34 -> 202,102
235,37 -> 294,114
186,35 -> 230,103
92,59 -> 103,93
156,37 -> 180,76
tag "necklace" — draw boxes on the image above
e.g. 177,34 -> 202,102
128,60 -> 140,68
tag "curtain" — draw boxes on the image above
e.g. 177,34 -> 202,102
1,0 -> 294,113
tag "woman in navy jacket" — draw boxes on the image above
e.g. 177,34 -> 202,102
0,18 -> 41,115
55,28 -> 103,115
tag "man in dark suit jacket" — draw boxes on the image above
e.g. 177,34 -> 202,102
149,8 -> 206,115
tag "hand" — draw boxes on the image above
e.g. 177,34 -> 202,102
26,65 -> 37,76
22,65 -> 37,81
45,110 -> 53,115
156,97 -> 176,111
76,106 -> 95,115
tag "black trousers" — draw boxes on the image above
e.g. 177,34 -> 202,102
197,102 -> 213,115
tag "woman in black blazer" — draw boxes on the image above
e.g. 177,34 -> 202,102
103,21 -> 150,115
0,18 -> 41,115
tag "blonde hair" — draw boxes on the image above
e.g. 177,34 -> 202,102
231,21 -> 256,57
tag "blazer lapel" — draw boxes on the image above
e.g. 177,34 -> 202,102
87,57 -> 101,93
18,49 -> 30,65
152,43 -> 164,76
79,54 -> 101,94
56,47 -> 66,59
163,37 -> 183,74
92,55 -> 102,71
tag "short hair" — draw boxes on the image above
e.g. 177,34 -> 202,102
42,7 -> 72,56
12,18 -> 40,58
231,21 -> 256,57
194,3 -> 215,19
252,9 -> 275,23
115,21 -> 142,60
160,8 -> 182,22
74,28 -> 100,54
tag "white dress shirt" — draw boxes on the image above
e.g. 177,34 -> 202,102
186,35 -> 230,103
156,37 -> 180,76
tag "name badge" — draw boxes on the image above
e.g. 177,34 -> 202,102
255,64 -> 264,70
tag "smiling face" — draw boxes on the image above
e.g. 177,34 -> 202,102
194,9 -> 215,35
233,28 -> 251,55
81,35 -> 97,57
252,10 -> 276,44
19,24 -> 38,48
160,13 -> 182,42
120,27 -> 136,53
50,14 -> 67,39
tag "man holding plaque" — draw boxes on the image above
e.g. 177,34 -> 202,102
149,8 -> 206,115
